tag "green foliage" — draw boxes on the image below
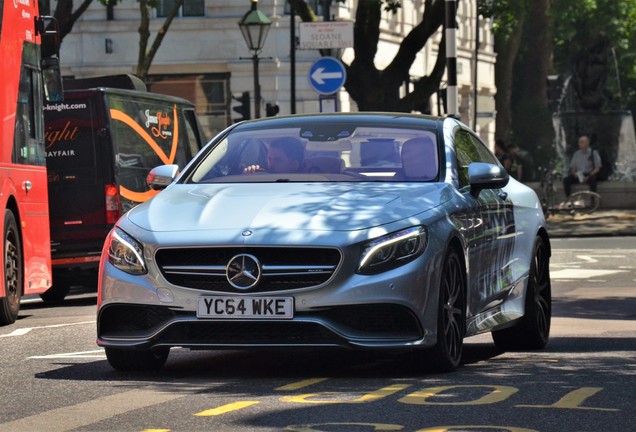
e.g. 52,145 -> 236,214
511,99 -> 556,181
552,0 -> 636,112
479,0 -> 528,41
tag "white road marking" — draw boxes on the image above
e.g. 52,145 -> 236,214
550,269 -> 628,279
0,389 -> 185,432
0,328 -> 32,337
29,349 -> 105,359
578,255 -> 599,263
0,320 -> 95,337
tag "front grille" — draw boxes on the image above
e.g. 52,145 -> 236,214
312,304 -> 421,336
161,321 -> 340,345
98,304 -> 178,336
155,247 -> 341,293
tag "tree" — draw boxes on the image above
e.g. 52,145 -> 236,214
481,0 -> 528,144
483,0 -> 555,180
136,0 -> 184,82
39,0 -> 95,57
510,0 -> 555,180
552,0 -> 636,116
40,0 -> 183,83
290,0 -> 447,112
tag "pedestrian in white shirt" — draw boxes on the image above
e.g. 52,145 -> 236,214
563,135 -> 602,196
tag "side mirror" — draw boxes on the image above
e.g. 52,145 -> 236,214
147,165 -> 179,190
468,162 -> 509,198
42,57 -> 64,102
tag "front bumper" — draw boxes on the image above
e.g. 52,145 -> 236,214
96,302 -> 430,350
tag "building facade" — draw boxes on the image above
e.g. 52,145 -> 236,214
55,0 -> 496,143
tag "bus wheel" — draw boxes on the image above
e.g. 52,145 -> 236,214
0,209 -> 23,325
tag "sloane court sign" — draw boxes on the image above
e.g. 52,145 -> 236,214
298,21 -> 354,50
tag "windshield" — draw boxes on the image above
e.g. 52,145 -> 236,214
188,122 -> 439,183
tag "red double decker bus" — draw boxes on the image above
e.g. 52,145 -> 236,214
0,0 -> 62,324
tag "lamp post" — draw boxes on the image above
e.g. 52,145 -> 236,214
238,0 -> 271,119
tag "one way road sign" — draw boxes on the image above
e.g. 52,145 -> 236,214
308,57 -> 347,95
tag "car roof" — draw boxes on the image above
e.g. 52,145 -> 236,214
231,112 -> 445,131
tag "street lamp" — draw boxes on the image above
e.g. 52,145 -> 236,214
238,0 -> 271,118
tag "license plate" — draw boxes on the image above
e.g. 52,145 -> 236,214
197,296 -> 294,319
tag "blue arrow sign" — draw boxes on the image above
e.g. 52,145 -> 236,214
308,57 -> 347,95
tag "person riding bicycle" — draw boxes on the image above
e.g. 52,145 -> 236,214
563,135 -> 602,197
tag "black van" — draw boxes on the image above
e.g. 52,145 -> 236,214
43,75 -> 206,301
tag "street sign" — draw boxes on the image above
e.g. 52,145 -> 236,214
308,57 -> 346,95
298,21 -> 354,50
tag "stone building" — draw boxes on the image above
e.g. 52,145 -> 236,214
55,0 -> 496,144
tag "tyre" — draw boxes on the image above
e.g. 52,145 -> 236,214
492,236 -> 551,350
105,347 -> 170,372
423,248 -> 466,372
0,210 -> 23,326
564,191 -> 601,215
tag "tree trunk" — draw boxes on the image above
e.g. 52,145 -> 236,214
136,0 -> 184,82
494,13 -> 525,143
43,0 -> 94,58
346,0 -> 446,112
511,0 -> 555,181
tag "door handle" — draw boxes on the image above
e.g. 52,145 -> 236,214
22,180 -> 32,192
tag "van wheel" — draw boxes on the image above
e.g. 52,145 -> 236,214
40,283 -> 71,303
0,210 -> 23,326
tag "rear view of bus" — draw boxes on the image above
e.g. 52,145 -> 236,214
0,2 -> 63,324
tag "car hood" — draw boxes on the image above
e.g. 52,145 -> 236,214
126,182 -> 450,233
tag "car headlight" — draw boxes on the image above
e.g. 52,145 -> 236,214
107,227 -> 147,275
357,226 -> 428,275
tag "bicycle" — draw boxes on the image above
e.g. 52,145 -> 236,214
539,168 -> 601,218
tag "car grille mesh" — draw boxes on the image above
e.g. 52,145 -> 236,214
162,321 -> 338,345
155,247 -> 341,293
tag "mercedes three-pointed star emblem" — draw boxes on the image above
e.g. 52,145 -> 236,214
226,254 -> 261,289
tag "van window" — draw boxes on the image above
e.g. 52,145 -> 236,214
107,96 -> 194,208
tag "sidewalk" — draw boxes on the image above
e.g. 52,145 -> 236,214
545,209 -> 636,238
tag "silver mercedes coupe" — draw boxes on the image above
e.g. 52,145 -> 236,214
96,113 -> 551,372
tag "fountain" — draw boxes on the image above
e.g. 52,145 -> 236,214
551,38 -> 636,181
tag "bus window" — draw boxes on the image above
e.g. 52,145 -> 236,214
14,64 -> 45,166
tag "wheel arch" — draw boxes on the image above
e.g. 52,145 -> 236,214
3,195 -> 23,297
537,226 -> 552,258
446,233 -> 468,330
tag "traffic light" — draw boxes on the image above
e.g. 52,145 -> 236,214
232,91 -> 251,122
265,102 -> 279,117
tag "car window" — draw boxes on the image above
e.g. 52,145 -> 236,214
188,123 -> 439,183
454,129 -> 498,188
